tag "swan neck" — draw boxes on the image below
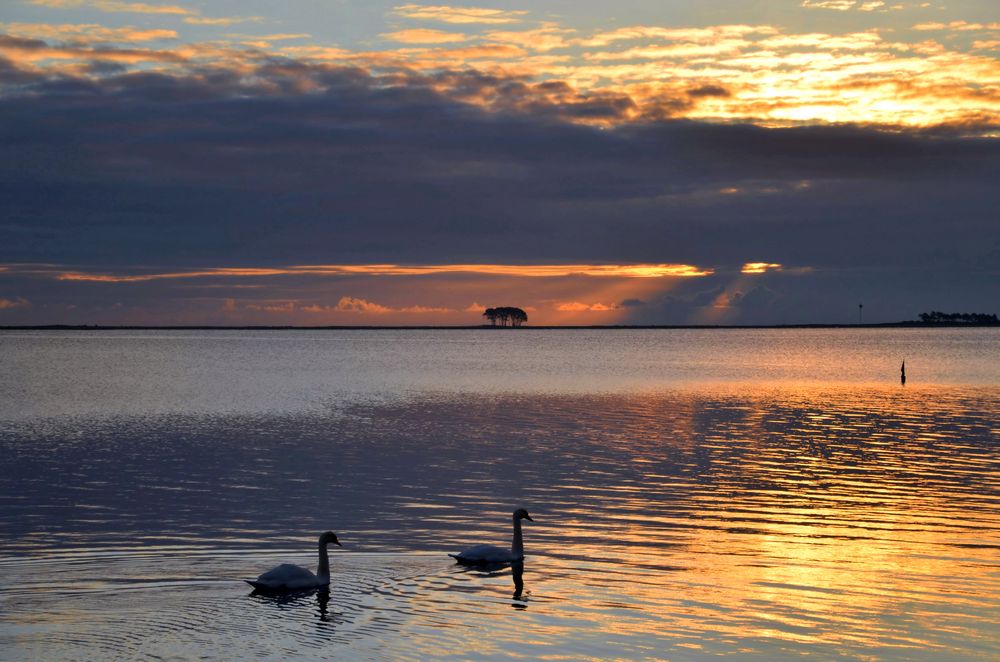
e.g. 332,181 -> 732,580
317,540 -> 331,579
512,516 -> 524,558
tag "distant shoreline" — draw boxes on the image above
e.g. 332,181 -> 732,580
2,323 -> 997,331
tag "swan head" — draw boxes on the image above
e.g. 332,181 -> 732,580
514,508 -> 534,522
319,531 -> 342,547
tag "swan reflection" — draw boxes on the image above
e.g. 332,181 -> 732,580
454,558 -> 530,606
512,560 -> 527,605
249,586 -> 334,622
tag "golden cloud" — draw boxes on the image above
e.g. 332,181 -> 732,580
52,263 -> 715,282
913,21 -> 1000,32
6,8 -> 999,132
392,4 -> 528,25
801,0 -> 858,10
29,0 -> 194,16
0,22 -> 178,43
381,28 -> 470,44
741,262 -> 783,274
555,301 -> 618,312
484,24 -> 575,52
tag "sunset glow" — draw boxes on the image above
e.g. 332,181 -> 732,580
0,1 -> 996,325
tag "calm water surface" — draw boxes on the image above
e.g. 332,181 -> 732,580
0,329 -> 998,660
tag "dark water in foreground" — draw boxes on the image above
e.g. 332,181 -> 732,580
0,329 -> 998,660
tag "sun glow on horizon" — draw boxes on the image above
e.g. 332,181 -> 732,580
51,263 -> 715,282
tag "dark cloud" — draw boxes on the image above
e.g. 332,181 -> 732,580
0,38 -> 998,323
687,84 -> 730,98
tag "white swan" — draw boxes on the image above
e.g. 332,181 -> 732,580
246,531 -> 341,591
450,508 -> 534,565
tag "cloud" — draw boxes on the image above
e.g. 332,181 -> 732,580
333,296 -> 393,314
800,0 -> 859,10
741,262 -> 783,274
4,13 -> 998,131
184,16 -> 263,27
398,304 -> 452,313
27,0 -> 260,26
912,21 -> 1000,32
245,301 -> 295,312
392,4 -> 529,25
484,24 -> 575,52
556,301 -> 618,312
0,22 -> 177,43
0,297 -> 30,309
580,24 -> 775,47
234,297 -> 450,315
46,263 -> 714,282
324,297 -> 450,314
381,29 -> 470,44
28,0 -> 194,16
0,28 -> 997,324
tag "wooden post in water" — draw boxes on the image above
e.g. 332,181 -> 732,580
901,360 -> 906,386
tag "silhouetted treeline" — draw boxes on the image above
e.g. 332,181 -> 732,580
483,307 -> 528,327
917,311 -> 998,324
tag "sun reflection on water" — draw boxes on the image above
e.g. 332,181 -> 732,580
0,382 -> 997,659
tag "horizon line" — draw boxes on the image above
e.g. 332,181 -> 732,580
2,322 -> 997,331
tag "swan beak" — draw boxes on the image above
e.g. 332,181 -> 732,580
335,541 -> 342,546
525,515 -> 534,522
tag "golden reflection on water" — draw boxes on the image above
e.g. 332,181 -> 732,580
0,384 -> 998,659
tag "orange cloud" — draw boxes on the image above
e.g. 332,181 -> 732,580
298,298 -> 452,314
555,301 -> 619,311
8,12 -> 999,133
393,4 -> 528,25
0,22 -> 178,43
52,263 -> 714,282
29,0 -> 194,15
484,24 -> 576,52
381,28 -> 470,44
333,296 -> 392,314
0,297 -> 30,309
231,297 -> 451,315
741,262 -> 783,274
580,24 -> 775,47
913,21 -> 1000,31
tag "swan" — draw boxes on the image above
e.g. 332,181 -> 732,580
245,531 -> 341,591
450,508 -> 534,565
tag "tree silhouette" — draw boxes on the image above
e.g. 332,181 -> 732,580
482,306 -> 528,327
918,311 -> 998,324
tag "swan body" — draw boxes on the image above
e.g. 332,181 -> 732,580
246,531 -> 340,591
450,509 -> 533,565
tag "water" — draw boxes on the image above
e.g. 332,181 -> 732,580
0,329 -> 997,660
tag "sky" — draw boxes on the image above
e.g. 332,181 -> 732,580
0,0 -> 997,325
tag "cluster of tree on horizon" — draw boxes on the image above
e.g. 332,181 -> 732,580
483,307 -> 528,327
917,311 -> 998,324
